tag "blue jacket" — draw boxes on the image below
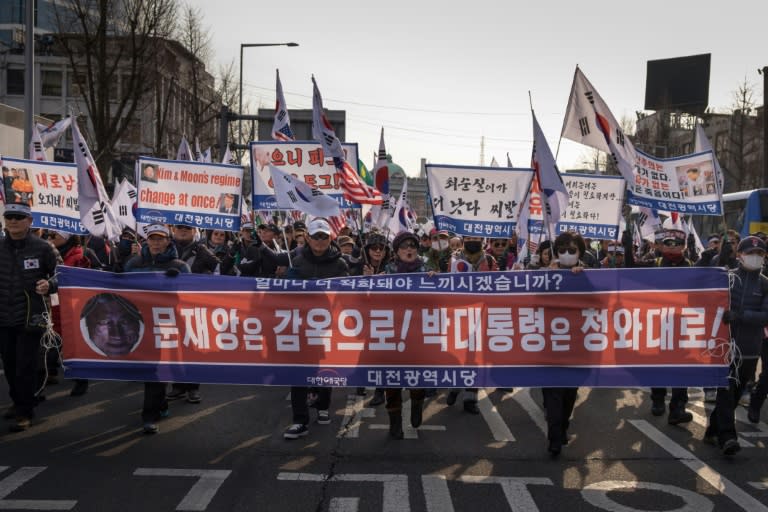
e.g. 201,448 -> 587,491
729,265 -> 768,358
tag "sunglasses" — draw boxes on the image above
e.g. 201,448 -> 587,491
310,233 -> 330,241
4,214 -> 27,221
369,244 -> 385,251
174,225 -> 194,230
662,240 -> 684,247
557,247 -> 578,255
492,242 -> 507,248
398,241 -> 418,250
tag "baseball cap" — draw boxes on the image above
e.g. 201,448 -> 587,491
3,203 -> 32,218
337,235 -> 354,247
145,224 -> 170,238
265,223 -> 281,234
737,236 -> 767,253
308,218 -> 332,236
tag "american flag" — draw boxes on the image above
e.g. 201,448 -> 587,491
311,76 -> 382,205
328,215 -> 346,237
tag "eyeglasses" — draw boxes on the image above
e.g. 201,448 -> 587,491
492,242 -> 508,248
369,244 -> 385,251
662,240 -> 684,247
398,241 -> 418,250
310,233 -> 330,241
4,214 -> 27,221
557,247 -> 578,255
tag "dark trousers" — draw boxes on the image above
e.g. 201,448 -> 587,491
750,341 -> 768,408
0,326 -> 42,418
290,386 -> 331,425
709,358 -> 759,445
542,387 -> 578,443
650,387 -> 688,411
142,382 -> 169,422
385,389 -> 426,414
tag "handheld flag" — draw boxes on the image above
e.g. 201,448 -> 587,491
532,110 -> 569,235
176,136 -> 193,161
111,178 -> 138,230
269,164 -> 341,218
36,116 -> 72,148
29,126 -> 47,161
272,69 -> 295,141
694,124 -> 724,194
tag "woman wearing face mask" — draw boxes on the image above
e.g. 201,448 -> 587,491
542,231 -> 586,456
425,229 -> 452,272
525,241 -> 553,270
708,236 -> 768,456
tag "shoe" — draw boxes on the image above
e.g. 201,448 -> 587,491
369,389 -> 385,407
9,416 -> 31,432
2,406 -> 16,420
463,401 -> 480,415
186,390 -> 201,404
446,391 -> 459,406
548,438 -> 562,457
411,400 -> 424,428
317,410 -> 331,425
166,388 -> 186,401
667,409 -> 693,425
704,389 -> 717,403
283,423 -> 309,440
722,438 -> 741,456
651,400 -> 665,417
70,380 -> 89,397
748,404 -> 761,424
143,422 -> 159,434
356,387 -> 367,396
388,413 -> 404,440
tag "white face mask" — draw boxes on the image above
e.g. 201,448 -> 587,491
529,253 -> 540,265
432,240 -> 449,251
741,254 -> 765,271
558,252 -> 579,267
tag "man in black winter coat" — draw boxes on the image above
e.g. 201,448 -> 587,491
282,218 -> 349,440
0,203 -> 60,432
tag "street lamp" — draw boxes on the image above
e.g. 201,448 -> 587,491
238,42 -> 299,146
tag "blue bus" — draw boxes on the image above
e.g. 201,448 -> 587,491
698,189 -> 768,238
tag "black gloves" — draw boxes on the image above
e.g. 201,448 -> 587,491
722,310 -> 739,324
621,229 -> 632,246
165,267 -> 180,277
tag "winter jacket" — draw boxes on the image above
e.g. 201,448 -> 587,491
123,245 -> 190,274
728,266 -> 768,358
285,244 -> 348,280
0,231 -> 60,327
175,240 -> 219,274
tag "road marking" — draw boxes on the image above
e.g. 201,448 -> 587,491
688,397 -> 756,447
330,497 -> 359,512
134,468 -> 231,511
477,389 -> 515,442
368,399 -> 446,439
0,466 -> 77,510
630,419 -> 768,511
511,388 -> 547,436
422,475 -> 454,512
277,473 -> 409,512
582,480 -> 713,511
339,393 -> 375,438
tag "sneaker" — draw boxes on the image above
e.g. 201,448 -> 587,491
463,401 -> 480,415
9,416 -> 31,432
446,391 -> 459,406
283,423 -> 309,439
143,422 -> 159,434
722,438 -> 741,456
186,390 -> 201,404
2,406 -> 16,420
650,400 -> 666,417
317,410 -> 331,425
704,389 -> 717,403
70,380 -> 89,397
166,388 -> 187,401
668,409 -> 693,425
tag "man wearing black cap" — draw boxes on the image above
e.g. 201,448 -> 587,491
0,203 -> 60,431
706,236 -> 768,456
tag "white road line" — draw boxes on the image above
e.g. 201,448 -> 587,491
477,389 -> 515,442
339,394 -> 374,439
422,475 -> 454,512
134,468 -> 231,512
277,473 -> 409,512
688,397 -> 756,447
368,399 -> 447,439
330,497 -> 360,512
511,388 -> 547,436
630,419 -> 768,512
0,466 -> 77,510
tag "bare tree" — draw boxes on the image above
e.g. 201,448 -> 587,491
54,0 -> 178,180
728,76 -> 762,190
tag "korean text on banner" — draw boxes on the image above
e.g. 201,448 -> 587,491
627,149 -> 722,215
3,157 -> 85,234
136,157 -> 244,231
426,164 -> 534,238
59,266 -> 729,388
250,141 -> 360,211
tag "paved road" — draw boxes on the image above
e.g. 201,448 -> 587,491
1,373 -> 768,511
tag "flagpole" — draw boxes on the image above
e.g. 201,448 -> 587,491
529,92 -> 556,263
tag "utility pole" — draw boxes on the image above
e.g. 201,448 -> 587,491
23,0 -> 34,159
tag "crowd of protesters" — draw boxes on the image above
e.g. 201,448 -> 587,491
1,202 -> 767,458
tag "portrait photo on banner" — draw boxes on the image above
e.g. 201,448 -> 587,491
79,293 -> 145,357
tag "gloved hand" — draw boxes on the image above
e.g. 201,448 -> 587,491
621,229 -> 632,247
722,310 -> 739,324
165,267 -> 180,277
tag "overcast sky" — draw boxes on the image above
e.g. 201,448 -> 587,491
188,0 -> 767,176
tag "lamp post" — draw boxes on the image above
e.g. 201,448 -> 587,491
238,42 -> 298,147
